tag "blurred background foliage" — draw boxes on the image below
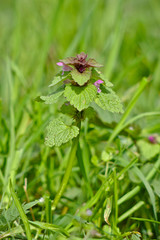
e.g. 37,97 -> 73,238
0,0 -> 160,239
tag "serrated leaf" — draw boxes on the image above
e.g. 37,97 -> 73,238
92,69 -> 113,87
45,118 -> 79,147
40,88 -> 64,104
71,68 -> 91,86
95,92 -> 124,113
64,84 -> 97,111
49,71 -> 70,87
29,220 -> 69,237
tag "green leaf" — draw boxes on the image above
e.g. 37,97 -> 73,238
104,197 -> 112,225
64,84 -> 97,111
137,140 -> 160,160
95,92 -> 124,113
34,96 -> 44,102
40,88 -> 64,104
0,226 -> 24,239
83,106 -> 97,119
60,103 -> 77,117
49,71 -> 70,87
131,234 -> 141,240
71,68 -> 91,86
101,151 -> 112,162
0,200 -> 39,231
45,118 -> 79,147
0,214 -> 7,231
92,69 -> 113,87
23,200 -> 40,211
29,220 -> 69,237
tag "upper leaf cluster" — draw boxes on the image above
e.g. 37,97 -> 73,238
40,68 -> 123,113
38,53 -> 124,147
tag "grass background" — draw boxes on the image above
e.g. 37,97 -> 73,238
0,0 -> 160,239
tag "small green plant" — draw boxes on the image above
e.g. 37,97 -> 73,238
39,52 -> 124,211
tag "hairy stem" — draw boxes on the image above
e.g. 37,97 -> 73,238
52,121 -> 81,211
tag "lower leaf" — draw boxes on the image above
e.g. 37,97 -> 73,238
45,118 -> 79,147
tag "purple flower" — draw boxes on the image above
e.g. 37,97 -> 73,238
56,62 -> 72,75
57,52 -> 103,74
148,135 -> 157,144
94,79 -> 104,93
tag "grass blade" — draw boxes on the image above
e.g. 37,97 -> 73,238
65,158 -> 137,231
3,59 -> 15,197
132,166 -> 157,220
122,111 -> 160,129
107,77 -> 149,146
118,156 -> 160,205
9,180 -> 32,240
118,201 -> 144,223
29,220 -> 69,237
77,140 -> 93,197
131,217 -> 160,225
113,169 -> 118,227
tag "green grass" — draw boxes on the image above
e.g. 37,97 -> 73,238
0,0 -> 160,239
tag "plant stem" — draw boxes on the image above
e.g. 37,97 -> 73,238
52,122 -> 81,211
